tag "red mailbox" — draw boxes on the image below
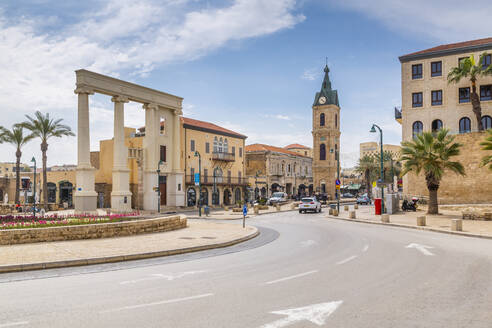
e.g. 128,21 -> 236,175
375,198 -> 382,215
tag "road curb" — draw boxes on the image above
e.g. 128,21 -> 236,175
326,215 -> 492,240
0,227 -> 260,274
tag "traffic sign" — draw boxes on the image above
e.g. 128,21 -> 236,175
335,179 -> 340,186
194,173 -> 200,186
336,185 -> 340,189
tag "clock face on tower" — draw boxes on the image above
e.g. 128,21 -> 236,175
318,96 -> 326,105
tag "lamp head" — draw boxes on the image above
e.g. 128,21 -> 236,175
370,125 -> 377,133
31,156 -> 35,163
194,151 -> 199,157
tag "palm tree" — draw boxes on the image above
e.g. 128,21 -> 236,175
17,111 -> 75,209
0,126 -> 34,205
448,52 -> 492,131
480,129 -> 492,170
400,129 -> 465,214
355,155 -> 377,197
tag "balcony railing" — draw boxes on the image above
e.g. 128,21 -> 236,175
185,175 -> 248,185
212,151 -> 235,162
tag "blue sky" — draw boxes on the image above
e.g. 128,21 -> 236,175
1,0 -> 491,167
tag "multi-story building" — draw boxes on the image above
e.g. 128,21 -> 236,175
0,162 -> 30,178
359,142 -> 401,159
284,144 -> 313,158
245,143 -> 313,198
312,65 -> 340,199
397,37 -> 492,203
94,117 -> 247,209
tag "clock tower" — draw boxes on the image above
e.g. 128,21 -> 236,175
312,65 -> 340,200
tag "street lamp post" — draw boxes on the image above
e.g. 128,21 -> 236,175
370,124 -> 385,214
31,157 -> 36,217
194,151 -> 202,217
157,160 -> 163,213
330,148 -> 340,212
213,166 -> 220,206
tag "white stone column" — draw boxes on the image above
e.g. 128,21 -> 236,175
111,95 -> 132,212
74,86 -> 97,213
168,108 -> 185,207
143,103 -> 159,211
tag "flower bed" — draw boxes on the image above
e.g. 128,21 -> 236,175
0,212 -> 139,230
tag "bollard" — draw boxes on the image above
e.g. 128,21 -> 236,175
417,216 -> 426,226
349,211 -> 356,219
451,219 -> 462,231
344,205 -> 349,211
254,205 -> 259,215
333,209 -> 339,216
354,204 -> 359,210
381,214 -> 390,223
276,204 -> 281,211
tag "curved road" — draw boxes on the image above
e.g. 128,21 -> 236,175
1,210 -> 492,327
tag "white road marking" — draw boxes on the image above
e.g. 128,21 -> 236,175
100,293 -> 214,313
362,244 -> 369,252
120,270 -> 208,285
406,243 -> 435,256
300,240 -> 316,247
259,301 -> 343,328
264,270 -> 318,285
336,255 -> 358,265
0,322 -> 29,328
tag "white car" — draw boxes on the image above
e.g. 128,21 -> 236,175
299,197 -> 322,213
267,192 -> 287,205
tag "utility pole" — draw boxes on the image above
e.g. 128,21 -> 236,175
31,156 -> 36,216
370,124 -> 385,214
194,151 -> 202,217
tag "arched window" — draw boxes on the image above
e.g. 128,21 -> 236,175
481,115 -> 492,130
320,144 -> 326,160
320,113 -> 325,126
412,121 -> 423,138
459,117 -> 471,133
335,114 -> 338,128
213,137 -> 218,152
218,137 -> 223,152
224,139 -> 228,152
431,119 -> 443,132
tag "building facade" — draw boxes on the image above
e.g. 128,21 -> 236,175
359,142 -> 401,159
245,144 -> 313,198
284,144 -> 313,158
312,65 -> 340,200
397,37 -> 492,203
0,163 -> 30,178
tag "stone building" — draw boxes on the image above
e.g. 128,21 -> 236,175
397,37 -> 492,203
312,65 -> 340,199
94,117 -> 247,209
359,142 -> 401,159
245,144 -> 313,198
0,163 -> 30,178
284,144 -> 313,158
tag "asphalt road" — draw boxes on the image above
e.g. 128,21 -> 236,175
1,210 -> 492,328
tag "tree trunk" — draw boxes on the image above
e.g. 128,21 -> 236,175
365,169 -> 371,197
471,82 -> 483,131
426,172 -> 440,215
15,148 -> 21,205
41,141 -> 48,210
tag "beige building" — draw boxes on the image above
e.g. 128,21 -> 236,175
94,117 -> 247,209
312,65 -> 340,199
245,144 -> 313,198
398,37 -> 492,203
0,162 -> 30,178
359,142 -> 401,159
284,144 -> 313,158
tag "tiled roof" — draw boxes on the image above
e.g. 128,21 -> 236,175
246,143 -> 307,157
284,143 -> 310,150
400,37 -> 492,62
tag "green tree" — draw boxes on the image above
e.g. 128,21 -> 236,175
355,155 -> 377,197
17,111 -> 75,209
448,52 -> 492,131
480,129 -> 492,170
0,126 -> 34,204
401,129 -> 465,214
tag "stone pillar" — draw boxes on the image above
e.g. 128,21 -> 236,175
166,109 -> 185,207
73,86 -> 97,213
142,103 -> 159,212
111,95 -> 132,212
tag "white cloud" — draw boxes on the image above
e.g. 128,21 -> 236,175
331,0 -> 492,42
0,0 -> 304,165
301,68 -> 320,81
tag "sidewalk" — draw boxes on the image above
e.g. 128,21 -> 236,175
0,220 -> 258,273
186,203 -> 297,220
328,205 -> 492,238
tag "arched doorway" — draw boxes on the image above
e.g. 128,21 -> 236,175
223,189 -> 231,205
212,189 -> 220,206
187,188 -> 196,207
261,187 -> 266,198
254,187 -> 259,200
0,189 -> 3,203
59,181 -> 73,207
308,184 -> 314,195
235,188 -> 241,204
47,182 -> 56,203
298,184 -> 306,197
271,183 -> 280,193
200,187 -> 209,206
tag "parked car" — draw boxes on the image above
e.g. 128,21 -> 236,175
342,192 -> 353,198
299,197 -> 322,213
267,192 -> 287,205
356,194 -> 371,205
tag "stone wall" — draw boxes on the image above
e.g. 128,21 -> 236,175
0,215 -> 187,245
404,132 -> 492,204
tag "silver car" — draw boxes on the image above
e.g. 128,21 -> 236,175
299,197 -> 322,213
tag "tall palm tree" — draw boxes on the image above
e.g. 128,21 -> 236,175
17,111 -> 75,209
401,129 -> 465,214
448,52 -> 492,131
0,126 -> 34,205
480,129 -> 492,170
355,154 -> 377,197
